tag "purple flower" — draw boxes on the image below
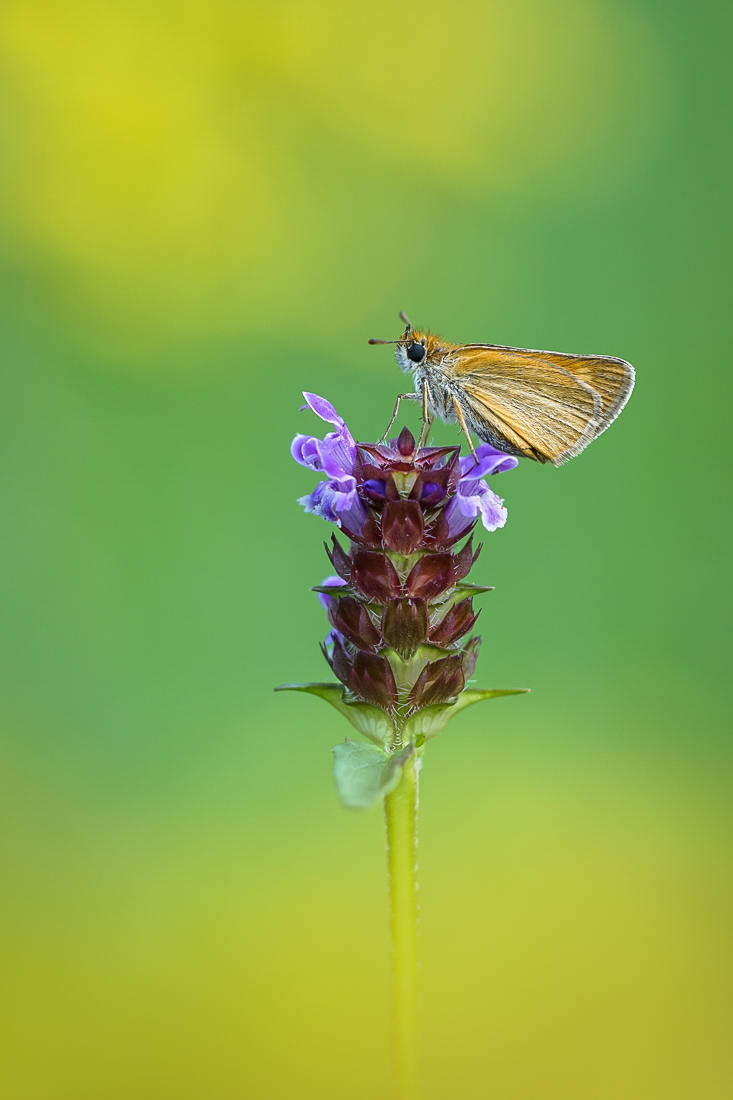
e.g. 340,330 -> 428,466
459,444 -> 518,480
293,396 -> 517,537
297,477 -> 362,524
445,444 -> 518,534
293,393 -> 368,530
292,392 -> 356,477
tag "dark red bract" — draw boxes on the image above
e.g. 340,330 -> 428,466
292,397 -> 517,735
310,425 -> 496,722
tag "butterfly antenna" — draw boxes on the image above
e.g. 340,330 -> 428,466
368,312 -> 413,344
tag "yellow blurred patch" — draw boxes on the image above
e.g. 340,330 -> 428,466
0,0 -> 666,363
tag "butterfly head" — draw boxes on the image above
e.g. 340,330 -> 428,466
396,328 -> 450,375
396,330 -> 427,372
368,313 -> 444,373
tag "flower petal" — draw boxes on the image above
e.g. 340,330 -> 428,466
459,444 -> 518,479
445,490 -> 480,525
299,475 -> 363,526
474,483 -> 508,531
319,430 -> 356,478
299,393 -> 357,478
298,481 -> 336,521
291,433 -> 324,470
302,392 -> 345,426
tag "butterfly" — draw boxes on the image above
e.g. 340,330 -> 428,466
369,312 -> 635,466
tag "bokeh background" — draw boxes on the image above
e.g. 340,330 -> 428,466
0,1 -> 730,1097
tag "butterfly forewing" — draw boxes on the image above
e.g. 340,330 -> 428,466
445,344 -> 634,466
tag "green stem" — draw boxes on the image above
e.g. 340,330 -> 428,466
384,750 -> 421,1100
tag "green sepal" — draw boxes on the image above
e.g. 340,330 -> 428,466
402,687 -> 529,744
382,643 -> 449,690
454,582 -> 495,596
274,682 -> 394,747
332,740 -> 411,810
430,584 -> 495,618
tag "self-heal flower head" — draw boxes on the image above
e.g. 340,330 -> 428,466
279,397 -> 528,812
293,396 -> 516,536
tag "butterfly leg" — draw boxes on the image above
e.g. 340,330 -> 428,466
378,392 -> 421,443
417,378 -> 434,449
452,396 -> 479,463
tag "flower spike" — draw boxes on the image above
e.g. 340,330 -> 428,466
280,392 -> 528,793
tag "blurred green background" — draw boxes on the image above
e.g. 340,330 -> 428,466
0,1 -> 730,1097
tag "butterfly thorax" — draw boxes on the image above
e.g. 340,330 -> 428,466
395,330 -> 462,421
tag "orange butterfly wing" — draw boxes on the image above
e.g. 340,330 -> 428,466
443,344 -> 634,466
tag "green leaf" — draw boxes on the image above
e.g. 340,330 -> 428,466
400,702 -> 458,742
401,687 -> 529,743
332,740 -> 408,810
274,682 -> 394,746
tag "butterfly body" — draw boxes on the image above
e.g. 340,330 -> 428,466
387,322 -> 635,466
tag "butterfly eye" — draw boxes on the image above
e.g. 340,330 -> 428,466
406,342 -> 426,363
